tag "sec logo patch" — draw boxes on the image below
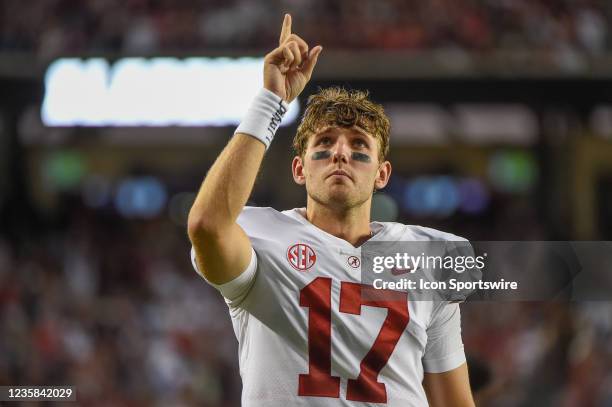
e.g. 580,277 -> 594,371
287,243 -> 317,271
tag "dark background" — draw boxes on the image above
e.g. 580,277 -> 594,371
1,1 -> 612,406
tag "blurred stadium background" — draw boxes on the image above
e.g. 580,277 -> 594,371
1,0 -> 612,406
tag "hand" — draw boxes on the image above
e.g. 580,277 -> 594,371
264,14 -> 323,103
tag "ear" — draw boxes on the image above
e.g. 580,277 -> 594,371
374,160 -> 392,190
292,155 -> 306,185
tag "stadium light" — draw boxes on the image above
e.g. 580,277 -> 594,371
41,57 -> 300,127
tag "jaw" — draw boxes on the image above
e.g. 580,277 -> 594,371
307,182 -> 370,212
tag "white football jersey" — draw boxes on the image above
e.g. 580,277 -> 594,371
191,207 -> 466,407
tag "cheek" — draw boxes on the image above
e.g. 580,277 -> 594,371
302,161 -> 320,182
360,167 -> 381,189
305,154 -> 327,171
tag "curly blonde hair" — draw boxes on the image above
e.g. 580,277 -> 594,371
293,87 -> 391,162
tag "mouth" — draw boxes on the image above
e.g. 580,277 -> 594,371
327,169 -> 353,181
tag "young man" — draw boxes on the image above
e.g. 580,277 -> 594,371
188,14 -> 475,407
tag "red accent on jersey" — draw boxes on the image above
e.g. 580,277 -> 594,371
299,277 -> 410,403
298,277 -> 341,398
287,243 -> 317,271
340,283 -> 409,403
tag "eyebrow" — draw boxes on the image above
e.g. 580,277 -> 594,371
313,128 -> 333,138
314,127 -> 373,140
309,128 -> 375,152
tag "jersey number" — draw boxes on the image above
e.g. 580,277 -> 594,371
298,277 -> 409,403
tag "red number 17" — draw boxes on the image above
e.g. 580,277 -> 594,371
298,277 -> 410,403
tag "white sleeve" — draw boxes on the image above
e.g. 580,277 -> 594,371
422,302 -> 466,373
190,246 -> 258,307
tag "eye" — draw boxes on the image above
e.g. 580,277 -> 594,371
353,138 -> 368,148
318,136 -> 332,146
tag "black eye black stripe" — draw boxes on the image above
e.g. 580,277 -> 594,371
311,150 -> 371,162
312,150 -> 331,160
351,152 -> 371,163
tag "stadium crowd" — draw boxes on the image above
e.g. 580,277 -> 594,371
1,200 -> 611,406
0,204 -> 241,406
0,0 -> 608,57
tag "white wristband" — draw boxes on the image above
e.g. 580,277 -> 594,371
235,88 -> 289,150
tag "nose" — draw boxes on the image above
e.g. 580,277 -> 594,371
331,138 -> 350,164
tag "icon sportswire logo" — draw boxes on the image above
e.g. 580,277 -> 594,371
287,243 -> 317,271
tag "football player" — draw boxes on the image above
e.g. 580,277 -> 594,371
188,14 -> 475,407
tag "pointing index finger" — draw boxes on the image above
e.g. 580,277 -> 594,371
279,14 -> 291,45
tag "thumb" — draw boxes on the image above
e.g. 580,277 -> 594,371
301,45 -> 322,79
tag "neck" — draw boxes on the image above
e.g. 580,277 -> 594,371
305,197 -> 372,247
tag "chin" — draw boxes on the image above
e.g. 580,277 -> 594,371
308,183 -> 366,208
326,183 -> 352,196
327,192 -> 351,204
326,189 -> 363,208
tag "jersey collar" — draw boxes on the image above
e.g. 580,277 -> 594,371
283,207 -> 388,250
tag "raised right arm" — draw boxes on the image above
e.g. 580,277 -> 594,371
187,14 -> 322,285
